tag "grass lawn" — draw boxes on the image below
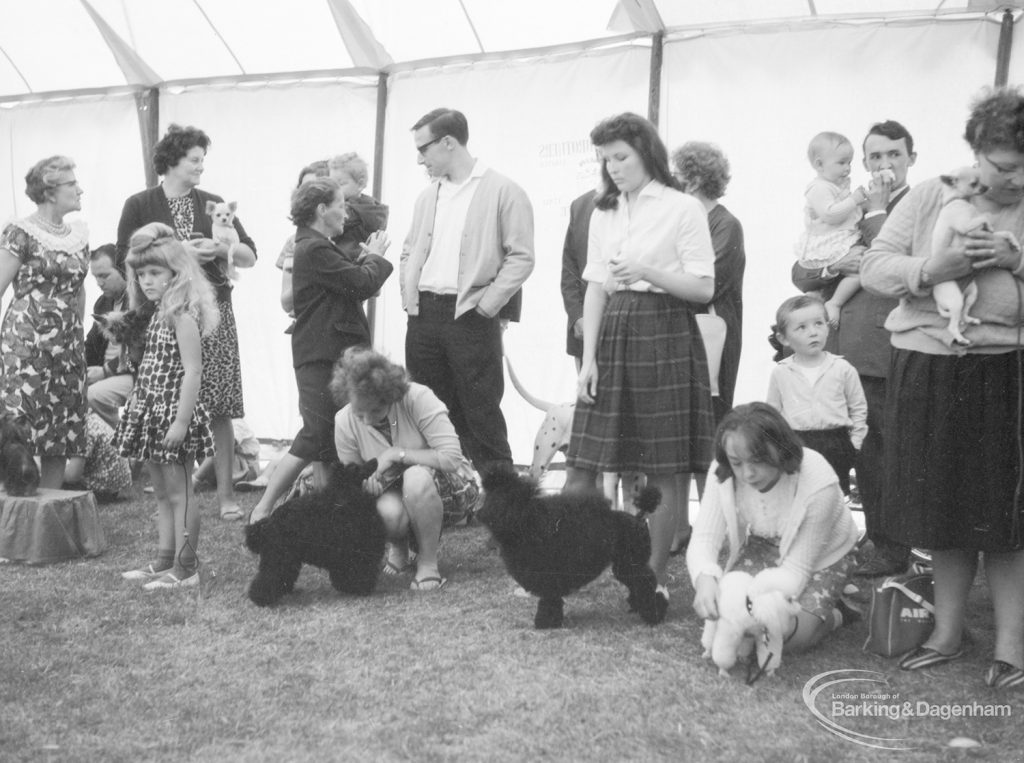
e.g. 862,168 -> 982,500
1,481 -> 1022,763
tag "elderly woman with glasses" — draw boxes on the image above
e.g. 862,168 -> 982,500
0,156 -> 90,488
861,87 -> 1024,688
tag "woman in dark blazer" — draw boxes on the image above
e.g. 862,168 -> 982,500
117,124 -> 256,520
248,178 -> 392,523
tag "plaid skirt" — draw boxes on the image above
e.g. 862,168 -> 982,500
734,535 -> 856,622
567,291 -> 714,474
882,349 -> 1024,552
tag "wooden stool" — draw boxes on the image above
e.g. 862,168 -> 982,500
0,487 -> 107,564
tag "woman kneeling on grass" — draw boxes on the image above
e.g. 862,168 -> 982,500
332,347 -> 479,592
686,403 -> 861,651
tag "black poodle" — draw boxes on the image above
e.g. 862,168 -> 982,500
244,461 -> 386,607
0,414 -> 39,497
478,469 -> 668,629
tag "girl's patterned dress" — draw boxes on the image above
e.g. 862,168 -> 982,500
0,218 -> 89,457
113,309 -> 215,464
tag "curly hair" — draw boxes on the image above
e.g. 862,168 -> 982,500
153,124 -> 211,176
329,347 -> 410,409
125,222 -> 219,337
289,178 -> 341,227
24,155 -> 75,204
964,86 -> 1024,153
328,153 -> 369,189
671,141 -> 731,200
713,402 -> 803,483
296,160 -> 329,188
590,113 -> 678,210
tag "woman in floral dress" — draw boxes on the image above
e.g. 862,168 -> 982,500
0,155 -> 89,488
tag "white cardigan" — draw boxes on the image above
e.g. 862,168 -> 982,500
686,448 -> 858,598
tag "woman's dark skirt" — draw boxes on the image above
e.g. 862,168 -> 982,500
566,291 -> 715,475
883,348 -> 1024,552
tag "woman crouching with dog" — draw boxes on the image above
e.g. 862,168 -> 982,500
332,347 -> 479,592
687,403 -> 861,654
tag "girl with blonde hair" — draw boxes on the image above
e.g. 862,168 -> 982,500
114,222 -> 219,591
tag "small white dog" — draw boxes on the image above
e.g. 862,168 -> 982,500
701,569 -> 801,681
206,199 -> 240,280
930,167 -> 1020,346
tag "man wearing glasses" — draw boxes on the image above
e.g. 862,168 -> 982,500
401,108 -> 535,476
792,120 -> 917,579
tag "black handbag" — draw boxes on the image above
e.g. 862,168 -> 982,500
863,564 -> 934,658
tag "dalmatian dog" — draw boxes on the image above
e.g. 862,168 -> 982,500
504,356 -> 642,510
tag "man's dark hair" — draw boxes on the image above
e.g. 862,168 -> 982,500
411,108 -> 469,146
863,120 -> 914,156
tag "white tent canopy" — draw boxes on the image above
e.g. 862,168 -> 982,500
2,1 -> 1023,463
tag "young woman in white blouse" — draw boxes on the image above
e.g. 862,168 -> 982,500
563,112 -> 716,597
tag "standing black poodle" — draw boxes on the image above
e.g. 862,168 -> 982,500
244,461 -> 386,606
478,469 -> 668,629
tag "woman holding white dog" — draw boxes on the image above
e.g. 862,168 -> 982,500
687,403 -> 860,652
117,124 -> 257,521
332,347 -> 479,592
860,87 -> 1024,689
563,112 -> 716,598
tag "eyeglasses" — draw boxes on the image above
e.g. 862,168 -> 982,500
53,180 -> 80,189
980,153 -> 1024,180
416,136 -> 444,155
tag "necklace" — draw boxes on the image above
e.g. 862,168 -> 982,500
30,213 -> 69,236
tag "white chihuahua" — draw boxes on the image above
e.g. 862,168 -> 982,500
930,167 -> 1018,346
205,199 -> 240,280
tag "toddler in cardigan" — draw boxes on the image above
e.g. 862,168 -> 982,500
767,294 -> 867,495
795,132 -> 870,326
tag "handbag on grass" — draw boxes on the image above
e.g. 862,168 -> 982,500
695,305 -> 727,397
863,563 -> 934,657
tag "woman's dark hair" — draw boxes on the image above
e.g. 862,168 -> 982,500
591,113 -> 679,210
153,124 -> 211,176
671,141 -> 731,200
964,86 -> 1024,153
289,178 -> 341,227
713,402 -> 803,483
296,160 -> 329,188
330,346 -> 410,409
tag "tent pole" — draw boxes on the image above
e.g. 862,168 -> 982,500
368,72 -> 388,340
647,31 -> 664,127
995,9 -> 1014,87
134,88 -> 159,188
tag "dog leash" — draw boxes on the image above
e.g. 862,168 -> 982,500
743,594 -> 777,686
